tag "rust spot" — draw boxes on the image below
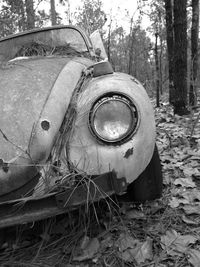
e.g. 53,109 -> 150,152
130,77 -> 139,84
41,120 -> 50,131
0,159 -> 9,172
124,147 -> 134,159
0,159 -> 3,166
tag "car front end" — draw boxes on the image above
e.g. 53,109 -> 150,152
0,25 -> 161,228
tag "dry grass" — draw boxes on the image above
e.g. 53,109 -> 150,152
0,196 -> 123,266
0,174 -> 195,267
15,42 -> 89,58
1,97 -> 199,266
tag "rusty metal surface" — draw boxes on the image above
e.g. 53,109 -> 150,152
56,171 -> 127,208
0,193 -> 64,229
0,171 -> 126,228
0,174 -> 40,202
0,57 -> 70,161
0,57 -> 93,196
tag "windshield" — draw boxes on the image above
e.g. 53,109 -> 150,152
0,26 -> 92,62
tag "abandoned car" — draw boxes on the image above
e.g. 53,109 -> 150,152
0,25 -> 162,228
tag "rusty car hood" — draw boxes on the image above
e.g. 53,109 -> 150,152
0,56 -> 93,196
0,57 -> 69,161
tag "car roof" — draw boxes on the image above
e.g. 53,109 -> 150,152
0,25 -> 94,62
0,25 -> 93,49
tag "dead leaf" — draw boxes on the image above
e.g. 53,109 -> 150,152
100,235 -> 113,249
73,237 -> 100,262
182,215 -> 199,225
169,196 -> 189,208
126,209 -> 145,220
182,189 -> 200,202
188,159 -> 200,167
174,177 -> 196,188
169,189 -> 200,208
116,233 -> 153,264
116,232 -> 139,251
188,249 -> 200,267
163,173 -> 173,185
147,221 -> 165,234
183,167 -> 200,177
183,204 -> 200,215
134,238 -> 153,264
161,229 -> 197,256
118,249 -> 134,262
80,235 -> 90,250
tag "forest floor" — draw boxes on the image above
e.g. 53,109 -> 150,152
0,101 -> 199,267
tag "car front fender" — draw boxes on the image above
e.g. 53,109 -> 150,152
68,72 -> 156,184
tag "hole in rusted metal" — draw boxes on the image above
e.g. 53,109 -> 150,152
124,147 -> 134,159
3,163 -> 9,173
41,120 -> 50,131
0,159 -> 3,167
0,159 -> 9,173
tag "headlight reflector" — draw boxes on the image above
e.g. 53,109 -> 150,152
89,94 -> 138,144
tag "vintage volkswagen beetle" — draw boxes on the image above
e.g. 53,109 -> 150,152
0,25 -> 162,228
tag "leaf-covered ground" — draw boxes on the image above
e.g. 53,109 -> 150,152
0,103 -> 199,267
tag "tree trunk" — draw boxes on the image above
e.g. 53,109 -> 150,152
17,0 -> 26,31
67,0 -> 72,24
25,0 -> 35,29
173,0 -> 189,115
107,20 -> 112,62
128,18 -> 134,75
158,9 -> 163,96
189,0 -> 199,106
50,0 -> 57,25
159,32 -> 163,95
155,32 -> 160,107
164,0 -> 175,104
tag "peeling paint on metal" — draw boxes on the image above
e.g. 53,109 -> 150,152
124,147 -> 134,159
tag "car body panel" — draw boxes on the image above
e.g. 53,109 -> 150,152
69,73 -> 156,184
0,57 -> 69,161
0,56 -> 93,196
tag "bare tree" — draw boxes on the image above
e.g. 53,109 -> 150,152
50,0 -> 57,25
25,0 -> 35,29
165,0 -> 175,104
165,0 -> 190,114
189,0 -> 199,106
128,17 -> 134,75
173,0 -> 188,115
107,16 -> 112,62
155,31 -> 160,107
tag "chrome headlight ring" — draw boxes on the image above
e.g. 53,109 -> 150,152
88,93 -> 139,145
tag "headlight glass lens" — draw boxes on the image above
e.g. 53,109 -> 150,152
89,94 -> 138,143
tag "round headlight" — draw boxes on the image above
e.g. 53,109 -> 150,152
89,94 -> 138,144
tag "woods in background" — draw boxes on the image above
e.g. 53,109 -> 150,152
0,0 -> 199,115
165,0 -> 199,114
